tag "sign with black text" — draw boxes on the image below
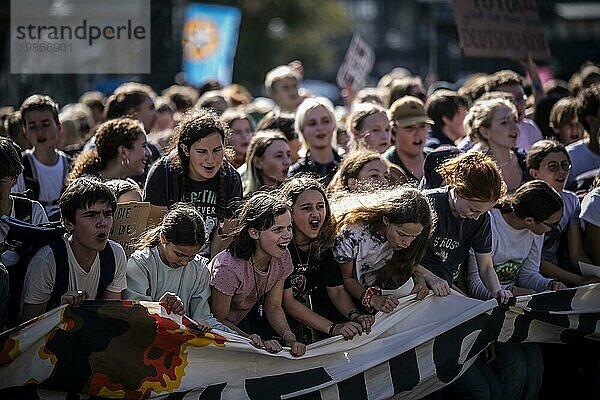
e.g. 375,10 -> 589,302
452,0 -> 550,60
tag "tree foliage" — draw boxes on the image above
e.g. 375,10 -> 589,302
206,0 -> 353,91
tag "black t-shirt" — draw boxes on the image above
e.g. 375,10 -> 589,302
285,242 -> 345,324
143,155 -> 243,254
288,150 -> 342,187
421,187 -> 492,284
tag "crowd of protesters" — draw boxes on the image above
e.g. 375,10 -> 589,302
1,58 -> 600,399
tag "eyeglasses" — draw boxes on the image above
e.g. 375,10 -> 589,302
539,219 -> 560,230
545,161 -> 571,173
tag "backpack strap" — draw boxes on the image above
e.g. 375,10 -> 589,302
58,151 -> 71,188
96,243 -> 115,300
46,240 -> 116,310
22,152 -> 40,201
47,239 -> 69,311
163,156 -> 180,205
11,195 -> 33,224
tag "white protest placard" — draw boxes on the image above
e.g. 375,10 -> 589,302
579,261 -> 600,278
336,34 -> 375,91
109,201 -> 151,256
452,0 -> 550,60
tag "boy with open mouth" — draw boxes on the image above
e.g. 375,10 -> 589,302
20,178 -> 127,322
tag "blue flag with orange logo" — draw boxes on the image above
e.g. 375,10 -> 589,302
183,4 -> 241,86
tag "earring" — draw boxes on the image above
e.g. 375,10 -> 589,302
121,158 -> 130,167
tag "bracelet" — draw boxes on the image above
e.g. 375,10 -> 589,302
361,286 -> 381,312
282,331 -> 296,342
328,323 -> 337,337
347,309 -> 360,321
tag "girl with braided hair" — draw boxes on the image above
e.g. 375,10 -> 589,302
144,108 -> 243,257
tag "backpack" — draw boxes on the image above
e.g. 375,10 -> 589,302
11,194 -> 34,224
1,215 -> 115,327
22,150 -> 71,210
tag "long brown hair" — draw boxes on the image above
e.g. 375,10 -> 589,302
335,187 -> 436,288
227,192 -> 290,261
279,177 -> 336,258
327,150 -> 385,194
67,118 -> 144,184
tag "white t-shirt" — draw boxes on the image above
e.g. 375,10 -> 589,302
566,139 -> 600,189
22,236 -> 127,305
580,187 -> 600,227
13,150 -> 69,217
0,197 -> 48,243
467,208 -> 551,300
516,118 -> 543,152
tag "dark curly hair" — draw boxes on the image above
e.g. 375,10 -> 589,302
67,118 -> 145,184
169,108 -> 231,218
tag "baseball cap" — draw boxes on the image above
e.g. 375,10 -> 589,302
390,96 -> 433,128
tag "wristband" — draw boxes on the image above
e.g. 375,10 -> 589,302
361,286 -> 381,312
328,323 -> 337,337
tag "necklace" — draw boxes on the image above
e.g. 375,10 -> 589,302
291,241 -> 312,273
495,150 -> 514,168
250,257 -> 271,317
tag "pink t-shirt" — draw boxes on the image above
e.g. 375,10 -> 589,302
208,250 -> 294,325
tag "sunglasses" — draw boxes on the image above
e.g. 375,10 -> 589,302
539,219 -> 560,230
545,161 -> 571,173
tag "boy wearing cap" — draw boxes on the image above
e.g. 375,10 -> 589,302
384,96 -> 433,183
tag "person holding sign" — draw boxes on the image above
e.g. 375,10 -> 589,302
124,203 -> 232,333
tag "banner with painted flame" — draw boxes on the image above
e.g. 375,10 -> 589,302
1,285 -> 599,399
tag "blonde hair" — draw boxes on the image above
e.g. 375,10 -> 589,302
265,65 -> 298,93
464,98 -> 516,146
294,97 -> 336,151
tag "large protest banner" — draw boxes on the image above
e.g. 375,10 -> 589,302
452,0 -> 550,60
1,284 -> 598,399
183,3 -> 241,86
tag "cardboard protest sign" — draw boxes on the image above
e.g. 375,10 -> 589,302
336,34 -> 375,91
109,201 -> 150,256
452,0 -> 550,60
